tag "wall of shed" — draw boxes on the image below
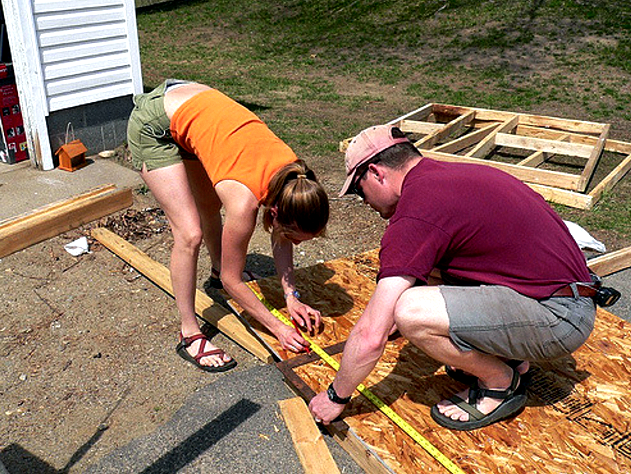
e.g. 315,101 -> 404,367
34,0 -> 142,162
2,0 -> 142,168
47,95 -> 133,163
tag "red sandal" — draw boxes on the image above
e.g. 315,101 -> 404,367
176,333 -> 237,373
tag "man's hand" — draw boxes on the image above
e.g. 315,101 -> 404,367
309,390 -> 346,425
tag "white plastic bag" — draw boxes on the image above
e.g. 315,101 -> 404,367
64,236 -> 91,257
563,220 -> 606,253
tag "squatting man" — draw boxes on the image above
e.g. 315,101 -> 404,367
309,124 -> 600,431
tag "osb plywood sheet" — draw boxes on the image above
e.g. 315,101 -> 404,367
234,251 -> 380,361
231,250 -> 631,473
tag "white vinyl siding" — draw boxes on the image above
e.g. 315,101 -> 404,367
3,0 -> 142,169
32,0 -> 141,113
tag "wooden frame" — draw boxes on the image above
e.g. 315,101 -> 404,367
341,104 -> 631,210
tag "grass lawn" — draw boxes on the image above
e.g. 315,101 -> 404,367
135,0 -> 631,248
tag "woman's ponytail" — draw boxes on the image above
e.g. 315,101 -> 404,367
261,160 -> 329,236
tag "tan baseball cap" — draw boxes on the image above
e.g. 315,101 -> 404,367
339,124 -> 409,196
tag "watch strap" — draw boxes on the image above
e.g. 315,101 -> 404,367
327,383 -> 351,404
284,289 -> 300,299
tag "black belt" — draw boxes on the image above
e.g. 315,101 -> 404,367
550,283 -> 597,298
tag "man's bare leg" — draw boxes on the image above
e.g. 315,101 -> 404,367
393,286 -> 527,421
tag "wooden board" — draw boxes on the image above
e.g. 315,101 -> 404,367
231,250 -> 631,473
588,245 -> 631,276
340,104 -> 631,210
278,397 -> 341,474
0,184 -> 132,258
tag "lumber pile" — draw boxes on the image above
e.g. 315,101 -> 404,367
341,104 -> 631,210
230,250 -> 631,474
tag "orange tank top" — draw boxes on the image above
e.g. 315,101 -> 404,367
170,89 -> 297,201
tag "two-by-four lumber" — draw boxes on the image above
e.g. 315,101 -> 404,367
276,348 -> 393,474
496,133 -> 594,159
588,152 -> 631,204
588,245 -> 631,277
527,182 -> 593,209
517,133 -> 572,168
465,115 -> 520,158
414,110 -> 475,150
387,103 -> 434,125
518,150 -> 547,168
91,227 -> 274,363
278,397 -> 341,474
432,122 -> 498,154
435,103 -> 607,135
397,119 -> 443,135
422,149 -> 581,190
0,184 -> 132,258
517,124 -> 631,154
578,123 -> 610,192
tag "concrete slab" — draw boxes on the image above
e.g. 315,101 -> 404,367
83,365 -> 363,474
0,157 -> 142,222
602,269 -> 631,322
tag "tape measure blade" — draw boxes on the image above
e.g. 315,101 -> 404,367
248,284 -> 464,474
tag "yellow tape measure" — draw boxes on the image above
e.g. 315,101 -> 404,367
248,285 -> 465,474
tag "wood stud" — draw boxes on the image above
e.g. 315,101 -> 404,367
337,103 -> 631,210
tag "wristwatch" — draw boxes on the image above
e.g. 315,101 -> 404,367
284,289 -> 300,299
327,383 -> 351,405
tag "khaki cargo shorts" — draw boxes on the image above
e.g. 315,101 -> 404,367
441,284 -> 596,362
127,79 -> 193,171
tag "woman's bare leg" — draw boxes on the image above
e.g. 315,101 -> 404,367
140,162 -> 232,367
182,159 -> 223,271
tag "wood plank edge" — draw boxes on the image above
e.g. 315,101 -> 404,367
278,397 -> 342,474
526,183 -> 593,209
577,123 -> 610,192
588,246 -> 631,276
0,183 -> 117,228
588,152 -> 631,203
276,364 -> 395,474
0,187 -> 132,258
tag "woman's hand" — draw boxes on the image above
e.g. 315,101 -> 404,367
286,296 -> 321,336
276,324 -> 310,353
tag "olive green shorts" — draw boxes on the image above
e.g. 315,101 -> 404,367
127,79 -> 194,171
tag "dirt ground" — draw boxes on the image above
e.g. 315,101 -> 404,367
3,46 -> 631,474
0,169 -> 389,473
